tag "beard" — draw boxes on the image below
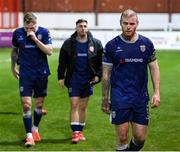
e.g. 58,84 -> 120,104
122,30 -> 136,40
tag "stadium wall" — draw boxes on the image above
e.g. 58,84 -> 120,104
19,0 -> 180,13
1,12 -> 180,49
2,11 -> 180,31
1,0 -> 180,49
16,12 -> 180,31
51,29 -> 180,50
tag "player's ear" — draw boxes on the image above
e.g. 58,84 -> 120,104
120,20 -> 123,27
137,19 -> 139,26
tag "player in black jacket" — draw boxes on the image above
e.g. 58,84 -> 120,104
57,19 -> 103,144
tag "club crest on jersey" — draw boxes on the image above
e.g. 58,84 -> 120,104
37,34 -> 42,40
89,46 -> 94,52
140,45 -> 146,52
18,36 -> 24,41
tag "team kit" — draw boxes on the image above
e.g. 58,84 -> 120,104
11,10 -> 160,151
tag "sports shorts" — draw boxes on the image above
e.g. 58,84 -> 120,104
19,76 -> 48,97
68,83 -> 93,98
110,100 -> 149,125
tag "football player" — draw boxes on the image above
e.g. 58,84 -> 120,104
58,19 -> 103,144
102,9 -> 160,151
11,12 -> 53,147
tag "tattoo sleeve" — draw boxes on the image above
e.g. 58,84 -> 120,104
11,47 -> 19,68
102,63 -> 113,101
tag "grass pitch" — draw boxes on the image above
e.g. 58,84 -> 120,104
0,48 -> 180,151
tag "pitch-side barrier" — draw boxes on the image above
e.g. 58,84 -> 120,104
1,30 -> 180,50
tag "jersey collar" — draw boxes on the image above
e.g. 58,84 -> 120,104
119,33 -> 139,44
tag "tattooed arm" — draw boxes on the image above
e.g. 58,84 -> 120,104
102,63 -> 113,114
11,47 -> 19,79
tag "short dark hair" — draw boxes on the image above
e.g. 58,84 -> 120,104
24,12 -> 37,24
76,19 -> 88,25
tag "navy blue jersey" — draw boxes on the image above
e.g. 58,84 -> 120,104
103,34 -> 155,110
70,40 -> 91,86
12,26 -> 52,78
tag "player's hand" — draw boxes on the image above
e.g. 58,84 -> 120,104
90,76 -> 99,85
27,31 -> 38,41
42,109 -> 48,115
11,67 -> 19,79
58,79 -> 65,88
102,99 -> 111,114
151,92 -> 160,108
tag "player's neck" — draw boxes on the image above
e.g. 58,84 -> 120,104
76,35 -> 88,43
121,33 -> 137,42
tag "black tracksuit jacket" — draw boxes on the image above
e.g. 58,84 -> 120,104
57,31 -> 103,88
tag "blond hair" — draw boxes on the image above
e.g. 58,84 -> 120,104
24,12 -> 37,24
120,9 -> 138,23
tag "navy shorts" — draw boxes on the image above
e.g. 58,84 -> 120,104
19,76 -> 48,97
68,83 -> 93,98
110,101 -> 149,125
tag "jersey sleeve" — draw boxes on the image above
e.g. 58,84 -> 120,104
147,38 -> 157,63
102,42 -> 113,66
43,29 -> 52,45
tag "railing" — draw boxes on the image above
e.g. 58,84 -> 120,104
0,0 -> 19,29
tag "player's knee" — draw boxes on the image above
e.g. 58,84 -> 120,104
35,98 -> 44,107
79,106 -> 86,112
119,133 -> 128,144
35,102 -> 43,108
71,103 -> 79,110
133,135 -> 146,145
23,102 -> 31,111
